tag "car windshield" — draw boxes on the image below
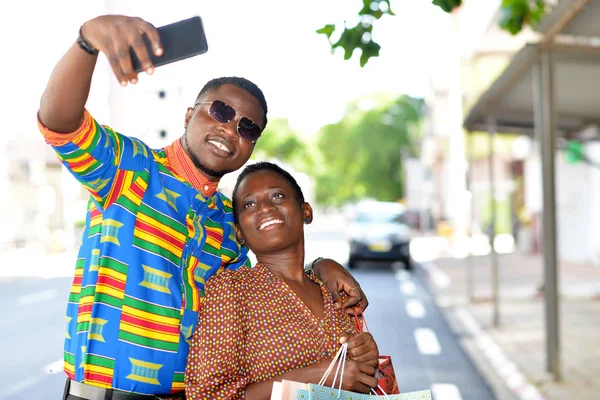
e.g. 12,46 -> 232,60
356,210 -> 404,224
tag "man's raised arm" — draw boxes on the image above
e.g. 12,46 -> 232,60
38,15 -> 163,133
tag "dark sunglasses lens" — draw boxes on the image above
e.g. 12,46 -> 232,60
238,117 -> 262,142
209,100 -> 235,123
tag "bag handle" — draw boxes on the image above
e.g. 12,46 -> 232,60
352,306 -> 370,333
318,342 -> 348,396
352,307 -> 391,399
318,342 -> 390,399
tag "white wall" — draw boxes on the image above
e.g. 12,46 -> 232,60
556,152 -> 593,264
584,142 -> 600,266
525,143 -> 600,266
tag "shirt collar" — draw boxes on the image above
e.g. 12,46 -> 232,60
164,138 -> 220,197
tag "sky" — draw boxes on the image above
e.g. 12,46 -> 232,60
1,0 -> 449,137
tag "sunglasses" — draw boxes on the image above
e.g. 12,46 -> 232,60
196,100 -> 263,143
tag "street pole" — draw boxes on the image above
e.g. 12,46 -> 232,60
466,131 -> 475,303
487,115 -> 500,327
535,49 -> 561,381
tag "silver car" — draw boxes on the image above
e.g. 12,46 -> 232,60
346,201 -> 412,270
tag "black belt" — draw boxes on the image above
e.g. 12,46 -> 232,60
68,380 -> 185,400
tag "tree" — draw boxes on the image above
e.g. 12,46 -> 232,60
251,118 -> 314,171
315,95 -> 424,205
321,0 -> 547,66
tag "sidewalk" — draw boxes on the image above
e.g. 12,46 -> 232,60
422,251 -> 600,400
0,247 -> 77,279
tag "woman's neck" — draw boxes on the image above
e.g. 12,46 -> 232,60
256,246 -> 306,283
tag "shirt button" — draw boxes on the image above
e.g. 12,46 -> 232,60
204,185 -> 209,191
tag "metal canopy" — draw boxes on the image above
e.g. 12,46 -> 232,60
536,0 -> 600,38
463,43 -> 600,136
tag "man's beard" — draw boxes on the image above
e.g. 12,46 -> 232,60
182,135 -> 233,179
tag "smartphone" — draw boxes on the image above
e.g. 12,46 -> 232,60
131,16 -> 209,73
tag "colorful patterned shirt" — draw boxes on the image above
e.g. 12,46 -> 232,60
38,111 -> 249,395
185,263 -> 359,399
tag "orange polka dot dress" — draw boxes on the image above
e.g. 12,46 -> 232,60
185,263 -> 359,399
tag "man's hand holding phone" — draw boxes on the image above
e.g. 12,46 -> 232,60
81,15 -> 163,87
39,13 -> 208,133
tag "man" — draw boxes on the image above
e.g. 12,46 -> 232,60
38,14 -> 367,400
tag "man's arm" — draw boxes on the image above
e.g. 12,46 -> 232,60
311,258 -> 369,314
38,42 -> 96,133
38,15 -> 162,132
37,16 -> 164,210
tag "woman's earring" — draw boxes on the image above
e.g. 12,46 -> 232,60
238,237 -> 245,245
304,218 -> 310,224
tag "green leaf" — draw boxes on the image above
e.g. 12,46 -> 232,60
320,0 -> 395,66
385,0 -> 396,16
316,24 -> 336,39
432,0 -> 462,13
498,0 -> 547,35
358,0 -> 374,16
432,0 -> 451,13
359,41 -> 381,67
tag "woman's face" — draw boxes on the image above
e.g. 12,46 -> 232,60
235,170 -> 312,255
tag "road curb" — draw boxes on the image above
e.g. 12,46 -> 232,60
417,261 -> 547,400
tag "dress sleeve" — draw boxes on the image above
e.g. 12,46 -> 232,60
185,270 -> 250,399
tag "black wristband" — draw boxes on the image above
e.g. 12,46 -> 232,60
77,27 -> 99,56
305,257 -> 324,275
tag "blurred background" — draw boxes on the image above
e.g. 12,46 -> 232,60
2,0 -> 599,399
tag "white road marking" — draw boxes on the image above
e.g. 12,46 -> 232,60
414,328 -> 442,355
431,383 -> 463,400
399,281 -> 417,295
394,269 -> 410,282
0,376 -> 42,399
17,289 -> 59,306
405,299 -> 426,319
0,358 -> 64,399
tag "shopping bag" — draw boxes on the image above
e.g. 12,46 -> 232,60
297,341 -> 431,400
297,384 -> 432,399
271,379 -> 309,400
352,308 -> 400,395
376,355 -> 400,395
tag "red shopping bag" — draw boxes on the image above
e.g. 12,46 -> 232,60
353,308 -> 400,395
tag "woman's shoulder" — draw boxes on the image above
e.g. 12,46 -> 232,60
205,265 -> 260,294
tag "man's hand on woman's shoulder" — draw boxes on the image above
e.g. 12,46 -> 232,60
312,258 -> 368,314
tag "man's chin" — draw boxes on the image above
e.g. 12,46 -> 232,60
194,155 -> 237,179
196,163 -> 232,180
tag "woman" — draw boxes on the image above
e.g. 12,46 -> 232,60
185,162 -> 380,399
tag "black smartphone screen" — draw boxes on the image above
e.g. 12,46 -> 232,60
131,16 -> 209,73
